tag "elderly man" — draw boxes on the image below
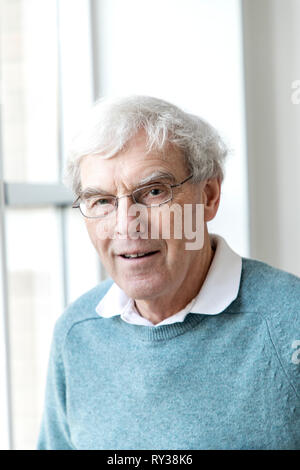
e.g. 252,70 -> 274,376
37,96 -> 300,450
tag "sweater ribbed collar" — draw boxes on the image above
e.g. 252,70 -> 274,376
112,312 -> 206,342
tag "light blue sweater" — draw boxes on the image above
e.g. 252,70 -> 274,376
37,258 -> 300,450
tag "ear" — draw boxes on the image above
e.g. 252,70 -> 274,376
201,178 -> 221,222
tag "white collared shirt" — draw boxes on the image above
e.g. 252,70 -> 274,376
95,234 -> 242,327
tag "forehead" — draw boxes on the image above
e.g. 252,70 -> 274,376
80,130 -> 187,190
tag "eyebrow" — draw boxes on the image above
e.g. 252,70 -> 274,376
80,170 -> 176,200
80,187 -> 112,200
138,170 -> 176,185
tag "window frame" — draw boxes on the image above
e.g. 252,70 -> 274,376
0,0 -> 98,450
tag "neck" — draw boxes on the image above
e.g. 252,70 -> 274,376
134,234 -> 215,325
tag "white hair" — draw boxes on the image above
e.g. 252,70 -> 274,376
64,95 -> 228,195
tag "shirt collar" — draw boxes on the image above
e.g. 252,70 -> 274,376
95,234 -> 242,326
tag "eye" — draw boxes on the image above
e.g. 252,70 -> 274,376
96,198 -> 110,205
134,183 -> 171,206
87,196 -> 114,208
149,188 -> 163,196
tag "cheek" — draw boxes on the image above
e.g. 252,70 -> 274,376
149,205 -> 184,240
85,220 -> 110,255
165,237 -> 186,260
85,220 -> 97,245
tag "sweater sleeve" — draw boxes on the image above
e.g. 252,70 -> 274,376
263,271 -> 300,401
37,324 -> 74,450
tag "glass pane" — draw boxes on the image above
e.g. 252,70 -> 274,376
65,207 -> 104,304
6,208 -> 64,450
0,0 -> 59,183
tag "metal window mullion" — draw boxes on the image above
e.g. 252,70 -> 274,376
56,0 -> 69,309
4,183 -> 73,207
57,207 -> 68,308
90,0 -> 101,101
89,0 -> 106,282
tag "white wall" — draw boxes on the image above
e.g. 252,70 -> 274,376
91,0 -> 249,256
242,0 -> 300,276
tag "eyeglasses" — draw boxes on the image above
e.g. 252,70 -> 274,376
72,173 -> 193,219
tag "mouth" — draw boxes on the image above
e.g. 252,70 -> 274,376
119,250 -> 160,260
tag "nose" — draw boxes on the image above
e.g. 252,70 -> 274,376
114,195 -> 148,239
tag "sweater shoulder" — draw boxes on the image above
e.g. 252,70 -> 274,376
234,258 -> 300,397
236,257 -> 300,315
51,278 -> 114,357
230,256 -> 300,360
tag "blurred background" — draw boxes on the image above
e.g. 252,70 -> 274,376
0,0 -> 299,450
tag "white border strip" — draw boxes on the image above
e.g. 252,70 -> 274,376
0,106 -> 13,450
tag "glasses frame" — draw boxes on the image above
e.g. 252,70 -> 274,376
72,173 -> 194,219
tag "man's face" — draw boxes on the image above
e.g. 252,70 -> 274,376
80,130 -> 206,301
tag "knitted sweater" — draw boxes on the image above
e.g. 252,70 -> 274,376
37,258 -> 300,450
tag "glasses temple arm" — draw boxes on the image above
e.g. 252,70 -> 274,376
72,196 -> 81,208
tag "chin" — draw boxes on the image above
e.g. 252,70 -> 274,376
119,277 -> 167,300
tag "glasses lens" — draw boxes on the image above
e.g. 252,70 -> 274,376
80,196 -> 116,218
133,183 -> 172,206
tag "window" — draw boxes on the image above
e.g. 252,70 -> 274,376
0,0 -> 101,450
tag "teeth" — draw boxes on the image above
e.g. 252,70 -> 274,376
124,252 -> 147,258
